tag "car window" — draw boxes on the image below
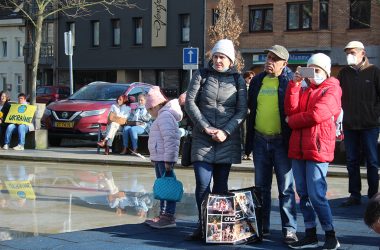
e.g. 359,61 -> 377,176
143,86 -> 151,94
69,83 -> 130,101
127,87 -> 144,102
36,87 -> 46,95
46,88 -> 53,94
58,88 -> 70,95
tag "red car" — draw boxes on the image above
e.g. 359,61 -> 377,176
36,86 -> 70,104
41,81 -> 153,146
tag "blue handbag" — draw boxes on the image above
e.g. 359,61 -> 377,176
153,171 -> 183,202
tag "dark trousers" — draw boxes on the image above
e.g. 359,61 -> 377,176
344,128 -> 379,199
193,161 -> 231,221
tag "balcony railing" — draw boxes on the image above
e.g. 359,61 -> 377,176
24,43 -> 54,65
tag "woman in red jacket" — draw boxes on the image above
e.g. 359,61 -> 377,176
285,53 -> 341,250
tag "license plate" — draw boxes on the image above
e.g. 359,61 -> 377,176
54,121 -> 74,128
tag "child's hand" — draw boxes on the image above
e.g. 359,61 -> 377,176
165,162 -> 173,171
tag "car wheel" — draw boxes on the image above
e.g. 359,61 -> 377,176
49,137 -> 62,147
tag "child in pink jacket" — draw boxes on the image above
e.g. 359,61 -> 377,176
144,86 -> 183,229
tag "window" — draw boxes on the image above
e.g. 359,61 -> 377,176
1,74 -> 6,91
319,0 -> 329,29
111,19 -> 120,46
92,21 -> 100,47
42,22 -> 54,44
1,40 -> 7,57
134,17 -> 143,45
249,5 -> 273,32
287,2 -> 312,30
349,0 -> 370,29
180,14 -> 190,42
16,39 -> 23,57
67,22 -> 76,46
212,9 -> 219,25
15,74 -> 22,93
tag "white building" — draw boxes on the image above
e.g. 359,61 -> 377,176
0,13 -> 25,101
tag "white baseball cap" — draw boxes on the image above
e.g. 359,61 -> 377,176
344,41 -> 365,51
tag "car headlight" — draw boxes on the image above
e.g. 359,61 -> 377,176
80,108 -> 107,118
43,108 -> 51,116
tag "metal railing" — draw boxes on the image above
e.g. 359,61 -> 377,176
23,43 -> 54,65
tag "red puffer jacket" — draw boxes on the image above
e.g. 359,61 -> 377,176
285,77 -> 342,162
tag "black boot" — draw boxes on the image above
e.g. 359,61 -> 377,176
289,227 -> 318,249
322,230 -> 340,250
185,224 -> 203,241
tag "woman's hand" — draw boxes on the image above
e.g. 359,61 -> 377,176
293,66 -> 303,86
212,130 -> 228,143
204,127 -> 218,136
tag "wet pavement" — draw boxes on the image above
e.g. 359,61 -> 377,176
0,147 -> 378,249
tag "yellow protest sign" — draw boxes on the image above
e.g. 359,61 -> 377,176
4,180 -> 36,200
5,104 -> 37,125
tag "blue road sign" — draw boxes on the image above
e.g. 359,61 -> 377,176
183,48 -> 199,70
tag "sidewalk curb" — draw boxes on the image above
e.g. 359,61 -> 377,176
0,148 -> 367,178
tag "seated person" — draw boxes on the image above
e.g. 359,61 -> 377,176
3,93 -> 34,151
97,94 -> 130,155
121,93 -> 151,155
364,192 -> 380,234
0,91 -> 11,137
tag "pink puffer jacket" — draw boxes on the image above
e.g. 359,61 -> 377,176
148,99 -> 183,163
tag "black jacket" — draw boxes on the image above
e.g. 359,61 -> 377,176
0,101 -> 11,123
337,57 -> 380,130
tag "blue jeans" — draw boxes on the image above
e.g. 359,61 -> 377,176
344,128 -> 379,199
122,125 -> 145,150
193,161 -> 231,221
5,124 -> 29,146
292,160 -> 334,231
252,135 -> 297,233
154,161 -> 176,215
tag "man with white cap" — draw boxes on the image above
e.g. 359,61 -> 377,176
338,41 -> 380,207
245,45 -> 298,244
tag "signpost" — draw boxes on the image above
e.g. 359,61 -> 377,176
64,31 -> 74,95
183,47 -> 199,82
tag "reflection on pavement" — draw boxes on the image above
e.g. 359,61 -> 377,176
0,160 -> 358,241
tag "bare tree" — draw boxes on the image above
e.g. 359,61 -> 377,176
1,0 -> 137,104
207,0 -> 243,72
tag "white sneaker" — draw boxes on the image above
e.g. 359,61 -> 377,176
3,144 -> 9,150
13,145 -> 24,151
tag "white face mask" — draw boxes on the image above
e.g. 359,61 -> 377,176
213,64 -> 229,72
347,54 -> 357,65
309,74 -> 326,85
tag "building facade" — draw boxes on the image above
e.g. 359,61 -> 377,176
206,0 -> 380,76
56,0 -> 205,95
0,10 -> 26,101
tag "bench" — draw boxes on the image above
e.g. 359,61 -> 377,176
0,103 -> 48,150
96,125 -> 185,155
96,125 -> 149,154
0,128 -> 48,149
